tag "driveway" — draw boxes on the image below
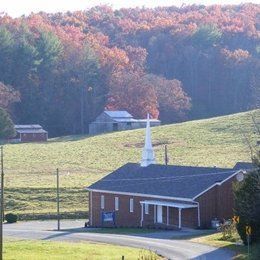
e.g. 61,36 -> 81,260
4,220 -> 233,260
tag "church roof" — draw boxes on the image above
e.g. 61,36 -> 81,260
233,162 -> 254,170
88,163 -> 239,200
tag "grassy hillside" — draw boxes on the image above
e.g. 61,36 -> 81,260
3,109 -> 259,219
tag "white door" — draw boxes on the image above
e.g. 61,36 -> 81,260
157,205 -> 163,223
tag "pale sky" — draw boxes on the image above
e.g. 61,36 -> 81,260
0,0 -> 258,17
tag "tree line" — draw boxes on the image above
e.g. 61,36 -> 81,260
0,4 -> 259,137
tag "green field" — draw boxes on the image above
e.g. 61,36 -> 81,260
3,109 -> 259,219
4,240 -> 160,260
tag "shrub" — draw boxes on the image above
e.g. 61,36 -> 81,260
219,220 -> 236,240
5,213 -> 18,223
138,249 -> 160,260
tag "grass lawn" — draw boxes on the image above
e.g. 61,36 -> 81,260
2,109 -> 259,218
4,240 -> 161,260
190,232 -> 260,260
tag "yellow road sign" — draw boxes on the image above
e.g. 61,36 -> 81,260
246,225 -> 252,235
233,216 -> 239,224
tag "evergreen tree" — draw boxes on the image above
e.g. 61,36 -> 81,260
234,168 -> 260,244
0,26 -> 15,84
234,149 -> 260,245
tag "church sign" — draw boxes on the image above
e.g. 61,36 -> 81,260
102,211 -> 115,224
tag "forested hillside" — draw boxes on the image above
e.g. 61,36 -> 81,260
0,4 -> 259,136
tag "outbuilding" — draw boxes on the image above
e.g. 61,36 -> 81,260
87,116 -> 251,229
13,125 -> 48,142
89,110 -> 160,135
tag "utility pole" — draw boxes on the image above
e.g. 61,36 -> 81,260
56,168 -> 60,231
80,86 -> 85,135
164,145 -> 169,165
0,146 -> 4,260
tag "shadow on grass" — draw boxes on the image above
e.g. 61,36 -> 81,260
58,227 -> 161,235
189,232 -> 252,260
1,135 -> 91,145
189,246 -> 235,260
42,231 -> 74,241
212,241 -> 260,260
169,229 -> 215,240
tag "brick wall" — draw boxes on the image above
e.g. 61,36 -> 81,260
89,175 -> 239,229
90,192 -> 142,227
20,133 -> 48,142
195,176 -> 237,228
89,191 -> 198,228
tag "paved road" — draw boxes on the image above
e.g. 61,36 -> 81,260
4,220 -> 233,260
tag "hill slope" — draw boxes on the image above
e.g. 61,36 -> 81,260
4,109 -> 259,218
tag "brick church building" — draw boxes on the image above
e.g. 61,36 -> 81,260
87,115 -> 251,229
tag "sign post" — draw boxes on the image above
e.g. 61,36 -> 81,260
56,168 -> 60,231
0,146 -> 4,260
246,225 -> 251,257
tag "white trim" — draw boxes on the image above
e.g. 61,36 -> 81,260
101,195 -> 105,209
195,201 -> 200,227
167,206 -> 169,226
140,200 -> 197,209
154,205 -> 156,223
115,197 -> 119,211
144,204 -> 149,215
192,170 -> 242,200
178,208 -> 182,229
86,188 -> 193,202
140,204 -> 144,227
129,198 -> 134,213
157,205 -> 163,223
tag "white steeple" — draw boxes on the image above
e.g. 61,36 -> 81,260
140,114 -> 156,167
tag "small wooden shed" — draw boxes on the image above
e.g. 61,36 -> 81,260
13,125 -> 48,142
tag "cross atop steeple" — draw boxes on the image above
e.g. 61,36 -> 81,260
140,114 -> 156,167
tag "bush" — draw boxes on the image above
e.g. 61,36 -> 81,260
219,220 -> 236,240
138,249 -> 160,260
5,213 -> 18,223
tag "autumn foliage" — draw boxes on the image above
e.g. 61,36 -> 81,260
0,4 -> 259,136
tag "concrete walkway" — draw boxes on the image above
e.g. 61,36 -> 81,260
4,220 -> 233,260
